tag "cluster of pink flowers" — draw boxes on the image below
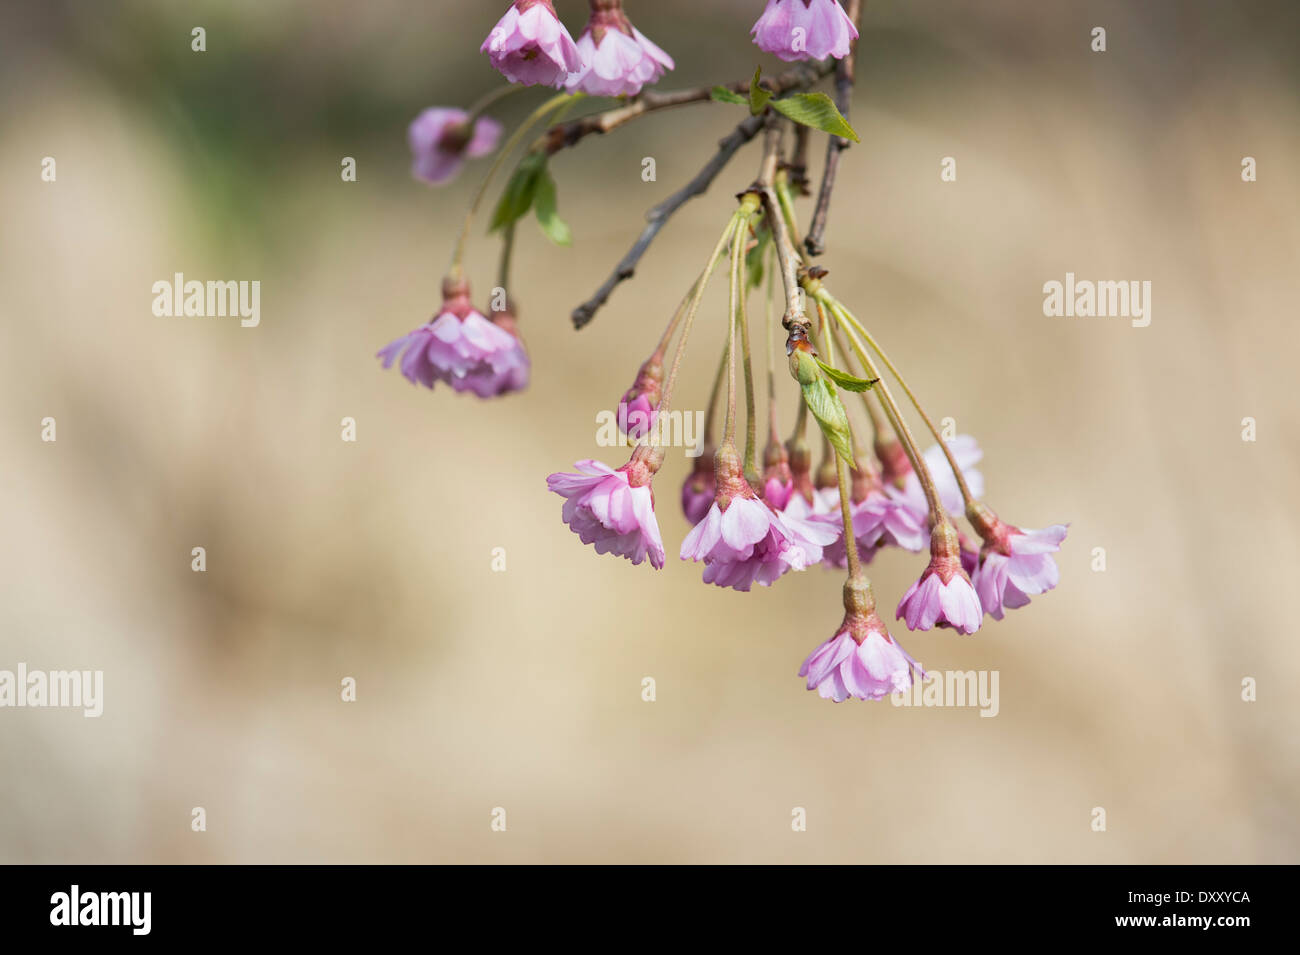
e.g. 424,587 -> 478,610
482,0 -> 673,97
382,2 -> 1066,704
548,413 -> 1066,702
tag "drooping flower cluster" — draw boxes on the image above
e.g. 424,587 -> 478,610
383,2 -> 1067,704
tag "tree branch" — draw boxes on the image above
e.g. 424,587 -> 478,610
568,61 -> 836,329
540,60 -> 830,156
571,113 -> 765,329
805,0 -> 863,257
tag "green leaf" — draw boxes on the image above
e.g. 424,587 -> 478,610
802,377 -> 854,464
814,359 -> 878,392
748,67 -> 771,116
770,92 -> 860,143
532,168 -> 572,246
710,86 -> 748,106
490,151 -> 547,232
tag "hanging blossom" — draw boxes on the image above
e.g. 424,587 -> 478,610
896,522 -> 983,634
967,503 -> 1068,620
617,355 -> 662,441
547,448 -> 666,568
680,444 -> 808,591
566,0 -> 675,97
482,0 -> 583,87
407,108 -> 503,186
800,579 -> 924,702
752,0 -> 859,63
377,278 -> 529,398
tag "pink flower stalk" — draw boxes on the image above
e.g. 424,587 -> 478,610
967,505 -> 1069,620
896,523 -> 982,634
566,1 -> 675,97
546,449 -> 666,568
752,0 -> 858,63
680,445 -> 807,591
800,582 -> 924,702
680,449 -> 716,525
617,355 -> 663,440
481,0 -> 583,87
407,108 -> 502,185
377,279 -> 529,398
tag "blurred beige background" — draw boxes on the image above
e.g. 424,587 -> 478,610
1,0 -> 1297,863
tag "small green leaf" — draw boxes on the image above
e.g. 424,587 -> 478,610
490,151 -> 547,232
748,67 -> 771,116
814,359 -> 878,392
770,92 -> 860,143
710,86 -> 748,106
533,168 -> 571,246
802,377 -> 854,464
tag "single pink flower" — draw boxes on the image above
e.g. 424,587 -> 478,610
377,279 -> 528,398
819,491 -> 920,568
617,355 -> 662,440
481,0 -> 583,87
407,108 -> 502,185
546,451 -> 665,568
680,449 -> 716,525
968,507 -> 1068,620
800,609 -> 924,702
566,1 -> 674,97
896,523 -> 982,634
680,445 -> 807,591
752,0 -> 858,63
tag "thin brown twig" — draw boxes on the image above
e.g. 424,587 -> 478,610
568,61 -> 836,329
805,0 -> 863,257
571,113 -> 764,330
539,60 -> 829,156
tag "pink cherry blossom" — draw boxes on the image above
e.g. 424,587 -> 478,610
547,455 -> 665,568
799,613 -> 923,702
752,0 -> 858,63
407,108 -> 502,186
680,447 -> 807,590
482,0 -> 583,87
681,494 -> 808,590
896,524 -> 982,634
566,2 -> 674,97
377,282 -> 530,398
971,518 -> 1069,620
